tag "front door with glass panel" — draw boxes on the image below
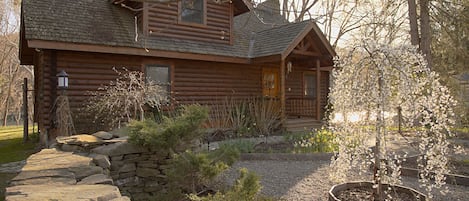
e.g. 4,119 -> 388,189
262,68 -> 279,97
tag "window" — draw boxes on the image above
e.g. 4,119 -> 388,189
146,65 -> 170,92
304,73 -> 316,98
262,68 -> 279,97
180,0 -> 205,24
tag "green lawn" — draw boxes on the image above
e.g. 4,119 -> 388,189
0,126 -> 38,201
0,126 -> 38,164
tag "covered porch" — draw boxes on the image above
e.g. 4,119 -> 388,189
254,21 -> 335,132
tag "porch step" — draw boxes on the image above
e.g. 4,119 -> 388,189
284,118 -> 324,133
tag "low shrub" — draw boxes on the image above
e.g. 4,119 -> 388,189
161,147 -> 240,200
189,168 -> 274,201
128,104 -> 208,152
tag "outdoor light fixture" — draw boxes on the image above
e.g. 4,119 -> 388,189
57,70 -> 69,89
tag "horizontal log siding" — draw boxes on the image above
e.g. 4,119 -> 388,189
36,50 -> 142,133
173,62 -> 262,124
146,1 -> 231,44
34,51 -> 47,133
56,52 -> 142,109
173,61 -> 262,106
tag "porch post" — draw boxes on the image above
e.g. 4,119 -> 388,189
316,59 -> 321,120
280,59 -> 286,122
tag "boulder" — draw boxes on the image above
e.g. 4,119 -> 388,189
93,154 -> 111,169
10,177 -> 77,186
92,131 -> 114,140
22,149 -> 93,171
115,176 -> 139,187
136,167 -> 160,178
70,165 -> 104,180
118,171 -> 136,179
12,169 -> 75,181
109,196 -> 132,201
78,174 -> 113,185
92,141 -> 148,156
56,134 -> 104,147
60,144 -> 84,152
6,184 -> 123,201
119,163 -> 136,173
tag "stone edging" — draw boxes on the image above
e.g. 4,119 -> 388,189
240,153 -> 334,161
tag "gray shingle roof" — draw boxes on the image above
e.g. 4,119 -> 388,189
22,0 -> 314,59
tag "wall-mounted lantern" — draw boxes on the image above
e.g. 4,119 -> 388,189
57,70 -> 69,90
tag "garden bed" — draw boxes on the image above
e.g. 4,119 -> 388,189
329,182 -> 426,201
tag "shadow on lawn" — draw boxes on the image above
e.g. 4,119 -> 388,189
0,173 -> 16,201
0,128 -> 39,201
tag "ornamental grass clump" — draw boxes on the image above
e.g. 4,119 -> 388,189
328,40 -> 457,200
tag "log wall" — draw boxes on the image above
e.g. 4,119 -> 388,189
35,50 -> 142,134
173,60 -> 262,104
35,51 -> 262,134
145,1 -> 232,44
34,50 -> 330,135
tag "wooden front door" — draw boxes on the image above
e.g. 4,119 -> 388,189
262,68 -> 279,97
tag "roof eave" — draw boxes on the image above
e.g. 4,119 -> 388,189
27,39 -> 251,64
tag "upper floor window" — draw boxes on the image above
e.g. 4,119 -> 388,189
180,0 -> 205,24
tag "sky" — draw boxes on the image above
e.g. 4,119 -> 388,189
1,0 -> 20,34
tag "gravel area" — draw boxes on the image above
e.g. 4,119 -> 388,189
218,159 -> 469,201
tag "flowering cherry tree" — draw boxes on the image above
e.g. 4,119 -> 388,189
328,40 -> 457,199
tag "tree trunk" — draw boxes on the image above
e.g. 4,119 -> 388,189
407,0 -> 419,46
420,0 -> 432,69
374,69 -> 385,201
3,98 -> 9,126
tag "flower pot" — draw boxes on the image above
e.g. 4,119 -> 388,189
328,181 -> 426,201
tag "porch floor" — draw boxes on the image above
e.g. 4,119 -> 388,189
284,118 -> 324,133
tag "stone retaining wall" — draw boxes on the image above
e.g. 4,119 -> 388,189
5,131 -> 172,201
91,139 -> 170,200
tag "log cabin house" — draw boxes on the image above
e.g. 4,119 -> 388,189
19,0 -> 335,140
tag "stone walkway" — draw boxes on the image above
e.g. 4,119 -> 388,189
5,149 -> 129,201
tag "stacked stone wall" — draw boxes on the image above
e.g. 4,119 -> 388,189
57,132 -> 172,200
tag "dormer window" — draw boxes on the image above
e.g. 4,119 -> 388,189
180,0 -> 205,24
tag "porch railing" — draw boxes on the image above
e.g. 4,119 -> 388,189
286,97 -> 317,118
